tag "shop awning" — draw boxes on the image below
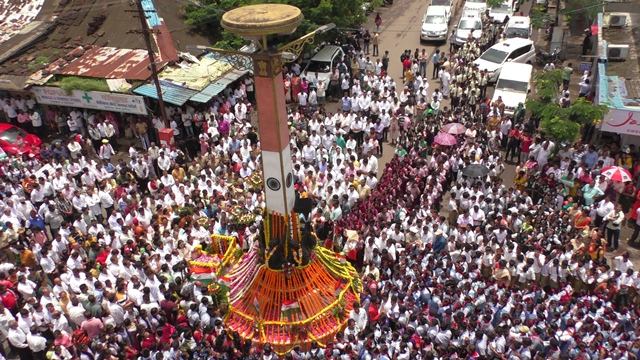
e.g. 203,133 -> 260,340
190,68 -> 249,103
133,84 -> 198,106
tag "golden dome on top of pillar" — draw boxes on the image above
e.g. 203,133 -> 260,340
221,4 -> 303,37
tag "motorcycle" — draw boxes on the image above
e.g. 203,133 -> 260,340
535,47 -> 562,67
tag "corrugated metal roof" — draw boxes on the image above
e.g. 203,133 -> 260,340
0,0 -> 44,45
190,68 -> 249,103
153,21 -> 179,63
133,84 -> 198,106
159,56 -> 231,91
142,0 -> 161,27
56,47 -> 154,80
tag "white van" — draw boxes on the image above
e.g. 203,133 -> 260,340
504,16 -> 531,39
473,38 -> 536,81
421,6 -> 450,42
489,0 -> 514,23
463,0 -> 487,13
491,62 -> 532,115
454,11 -> 483,46
303,45 -> 345,85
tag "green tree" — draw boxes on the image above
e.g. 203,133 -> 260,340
561,97 -> 608,126
527,69 -> 608,143
561,0 -> 604,25
540,116 -> 582,143
183,0 -> 367,48
525,69 -> 564,121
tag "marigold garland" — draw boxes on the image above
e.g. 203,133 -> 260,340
189,234 -> 239,275
246,172 -> 264,189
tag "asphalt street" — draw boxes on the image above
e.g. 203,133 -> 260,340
318,0 -> 640,267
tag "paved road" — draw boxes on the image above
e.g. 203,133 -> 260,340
322,0 -> 640,267
360,0 -> 484,172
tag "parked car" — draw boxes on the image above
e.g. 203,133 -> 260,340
430,0 -> 453,20
303,45 -> 345,86
463,0 -> 487,13
473,38 -> 536,82
453,11 -> 483,46
491,62 -> 532,115
504,16 -> 531,39
0,124 -> 42,156
421,6 -> 450,42
488,0 -> 515,23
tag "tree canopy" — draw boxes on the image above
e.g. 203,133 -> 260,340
526,69 -> 608,143
183,0 -> 368,49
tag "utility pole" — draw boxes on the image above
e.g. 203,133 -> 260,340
128,0 -> 169,127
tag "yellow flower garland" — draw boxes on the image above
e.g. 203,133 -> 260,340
189,234 -> 239,275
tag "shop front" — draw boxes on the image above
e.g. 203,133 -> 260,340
31,87 -> 148,115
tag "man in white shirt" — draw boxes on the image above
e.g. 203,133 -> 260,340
27,326 -> 47,357
613,252 -> 634,273
470,205 -> 486,227
8,320 -> 32,359
157,152 -> 172,173
3,100 -> 18,123
298,91 -> 308,107
595,196 -> 614,228
348,302 -> 368,331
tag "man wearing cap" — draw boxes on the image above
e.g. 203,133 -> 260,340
98,139 -> 114,161
433,229 -> 446,255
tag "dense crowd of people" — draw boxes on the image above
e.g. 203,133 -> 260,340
0,8 -> 638,360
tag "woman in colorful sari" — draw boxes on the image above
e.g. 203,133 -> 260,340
514,170 -> 527,193
291,74 -> 301,103
573,208 -> 592,240
284,76 -> 292,103
586,237 -> 606,264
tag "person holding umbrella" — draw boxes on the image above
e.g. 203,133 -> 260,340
461,163 -> 490,178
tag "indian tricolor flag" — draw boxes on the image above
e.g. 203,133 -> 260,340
218,276 -> 230,292
281,299 -> 301,318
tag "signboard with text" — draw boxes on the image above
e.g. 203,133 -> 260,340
600,109 -> 640,136
31,87 -> 147,115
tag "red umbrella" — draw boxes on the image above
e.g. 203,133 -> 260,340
434,132 -> 457,146
601,166 -> 632,182
442,122 -> 467,135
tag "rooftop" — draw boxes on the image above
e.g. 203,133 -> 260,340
56,47 -> 153,80
599,12 -> 640,109
0,0 -> 214,91
0,0 -> 45,45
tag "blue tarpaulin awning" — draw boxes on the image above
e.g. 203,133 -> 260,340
189,68 -> 249,103
133,84 -> 198,106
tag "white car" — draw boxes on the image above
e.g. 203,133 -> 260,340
489,0 -> 515,23
473,38 -> 536,82
504,16 -> 531,39
421,6 -> 450,42
303,45 -> 345,86
430,0 -> 453,19
463,0 -> 487,13
491,62 -> 532,115
454,11 -> 482,46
